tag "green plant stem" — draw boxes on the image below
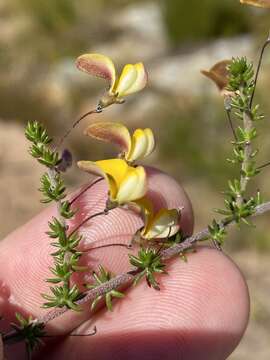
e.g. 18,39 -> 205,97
47,168 -> 66,227
239,112 -> 253,197
39,199 -> 270,325
47,167 -> 74,291
237,90 -> 254,206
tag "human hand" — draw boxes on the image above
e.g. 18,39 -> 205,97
0,169 -> 249,360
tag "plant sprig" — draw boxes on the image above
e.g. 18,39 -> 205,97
85,265 -> 125,311
25,120 -> 85,310
210,57 -> 265,246
3,313 -> 45,355
129,248 -> 166,290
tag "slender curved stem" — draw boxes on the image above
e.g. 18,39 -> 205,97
69,210 -> 109,237
70,178 -> 103,206
81,243 -> 130,252
2,326 -> 97,346
257,160 -> 270,170
250,35 -> 270,108
226,109 -> 237,141
56,107 -> 102,149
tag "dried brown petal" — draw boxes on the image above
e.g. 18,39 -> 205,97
201,60 -> 232,93
240,0 -> 270,8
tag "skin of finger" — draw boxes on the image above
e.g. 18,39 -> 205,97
0,168 -> 193,335
37,247 -> 250,360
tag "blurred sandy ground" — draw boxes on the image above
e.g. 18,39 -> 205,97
1,1 -> 270,358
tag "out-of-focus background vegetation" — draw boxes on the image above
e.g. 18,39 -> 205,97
1,0 -> 270,358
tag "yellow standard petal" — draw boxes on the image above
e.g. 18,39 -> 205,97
84,122 -> 131,154
95,159 -> 129,188
115,62 -> 147,97
75,53 -> 116,93
143,208 -> 181,240
77,159 -> 129,201
240,0 -> 270,7
78,159 -> 146,205
116,166 -> 147,204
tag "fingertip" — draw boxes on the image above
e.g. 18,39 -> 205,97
45,247 -> 249,360
94,246 -> 250,341
0,168 -> 194,340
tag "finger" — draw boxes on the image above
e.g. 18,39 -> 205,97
38,247 -> 250,360
0,168 -> 193,333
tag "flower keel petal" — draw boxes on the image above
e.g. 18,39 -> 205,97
117,166 -> 147,204
127,129 -> 149,162
115,64 -> 138,97
122,63 -> 148,96
143,209 -> 180,240
144,128 -> 155,157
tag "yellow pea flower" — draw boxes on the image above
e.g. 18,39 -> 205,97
240,0 -> 270,7
84,122 -> 155,163
76,53 -> 148,109
77,158 -> 147,208
136,198 -> 181,240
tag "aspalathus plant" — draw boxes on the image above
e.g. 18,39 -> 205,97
25,120 -> 85,311
3,1 -> 270,357
207,56 -> 264,247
